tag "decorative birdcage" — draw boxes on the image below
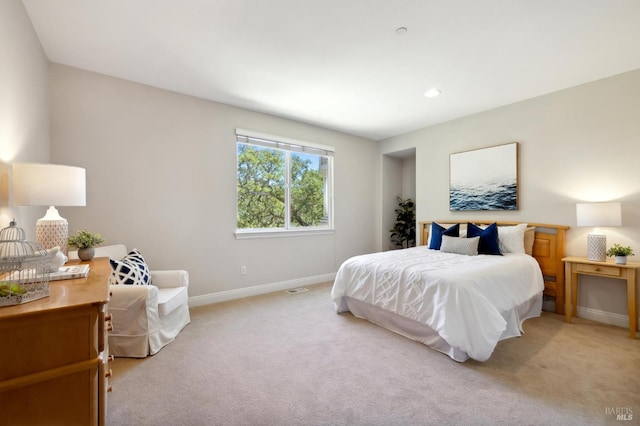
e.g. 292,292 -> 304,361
0,220 -> 51,307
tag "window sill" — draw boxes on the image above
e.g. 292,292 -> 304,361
234,228 -> 335,240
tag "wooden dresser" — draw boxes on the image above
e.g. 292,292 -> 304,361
0,257 -> 112,425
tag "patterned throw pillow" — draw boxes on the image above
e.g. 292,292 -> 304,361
440,235 -> 480,256
109,249 -> 152,285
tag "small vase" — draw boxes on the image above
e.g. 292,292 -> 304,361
615,255 -> 627,265
77,248 -> 95,261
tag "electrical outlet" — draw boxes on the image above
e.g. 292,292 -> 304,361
240,266 -> 247,275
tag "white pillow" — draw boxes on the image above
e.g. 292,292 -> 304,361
440,235 -> 479,256
497,223 -> 528,254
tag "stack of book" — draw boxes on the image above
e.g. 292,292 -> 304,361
50,264 -> 91,281
6,264 -> 90,283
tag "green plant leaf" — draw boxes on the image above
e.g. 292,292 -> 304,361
68,229 -> 104,249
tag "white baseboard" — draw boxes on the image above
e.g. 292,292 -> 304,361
188,273 -> 336,307
577,306 -> 640,330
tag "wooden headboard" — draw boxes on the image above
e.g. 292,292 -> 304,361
418,221 -> 569,314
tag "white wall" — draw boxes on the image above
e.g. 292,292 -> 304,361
381,155 -> 403,251
49,64 -> 379,300
402,156 -> 416,202
0,0 -> 50,236
380,69 -> 640,325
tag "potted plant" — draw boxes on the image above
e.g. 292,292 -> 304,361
389,197 -> 416,249
68,229 -> 104,261
606,243 -> 634,265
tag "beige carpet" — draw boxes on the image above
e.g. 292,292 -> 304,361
107,282 -> 639,426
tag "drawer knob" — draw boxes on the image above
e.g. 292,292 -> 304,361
595,267 -> 600,271
105,314 -> 112,322
105,368 -> 112,378
107,386 -> 113,393
107,323 -> 113,332
108,355 -> 115,362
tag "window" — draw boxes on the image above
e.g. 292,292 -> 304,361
236,129 -> 334,237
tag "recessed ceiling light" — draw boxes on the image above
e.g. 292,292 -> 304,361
395,27 -> 408,35
424,88 -> 441,98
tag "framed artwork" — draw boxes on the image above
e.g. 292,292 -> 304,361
449,142 -> 518,211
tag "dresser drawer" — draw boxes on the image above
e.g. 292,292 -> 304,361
576,263 -> 620,277
0,307 -> 97,381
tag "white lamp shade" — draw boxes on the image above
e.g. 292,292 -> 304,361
576,202 -> 621,227
12,163 -> 86,207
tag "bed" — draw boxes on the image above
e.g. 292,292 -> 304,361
331,221 -> 568,362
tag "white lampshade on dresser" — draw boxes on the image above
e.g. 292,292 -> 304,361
12,163 -> 86,254
576,202 -> 622,262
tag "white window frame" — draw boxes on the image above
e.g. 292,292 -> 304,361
235,128 -> 335,239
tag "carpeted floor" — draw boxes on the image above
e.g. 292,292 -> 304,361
107,282 -> 639,426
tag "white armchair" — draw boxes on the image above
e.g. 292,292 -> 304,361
69,245 -> 191,358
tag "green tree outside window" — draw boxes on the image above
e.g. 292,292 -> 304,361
237,144 -> 330,229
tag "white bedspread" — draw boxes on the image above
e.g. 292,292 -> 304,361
331,246 -> 544,361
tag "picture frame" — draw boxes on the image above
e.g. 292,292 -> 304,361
449,142 -> 518,211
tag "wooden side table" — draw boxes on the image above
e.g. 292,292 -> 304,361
562,256 -> 639,339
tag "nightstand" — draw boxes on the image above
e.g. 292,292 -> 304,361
562,256 -> 639,339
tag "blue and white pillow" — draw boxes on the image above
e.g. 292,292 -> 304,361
109,249 -> 152,285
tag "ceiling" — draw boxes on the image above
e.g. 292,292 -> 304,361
22,0 -> 640,141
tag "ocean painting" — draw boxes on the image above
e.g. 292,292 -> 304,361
449,143 -> 518,211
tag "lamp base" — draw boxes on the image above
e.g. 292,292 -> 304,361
587,233 -> 606,262
36,218 -> 68,255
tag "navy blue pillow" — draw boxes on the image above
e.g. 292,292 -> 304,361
467,222 -> 502,255
429,223 -> 460,250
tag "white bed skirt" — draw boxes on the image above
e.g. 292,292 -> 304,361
338,292 -> 542,362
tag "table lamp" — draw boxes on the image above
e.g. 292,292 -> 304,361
12,163 -> 86,254
576,202 -> 621,262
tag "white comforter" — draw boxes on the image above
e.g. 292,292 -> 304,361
331,246 -> 544,361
